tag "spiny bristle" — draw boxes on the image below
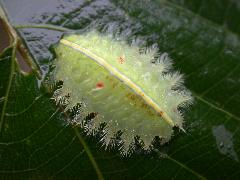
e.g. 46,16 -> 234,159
166,71 -> 184,88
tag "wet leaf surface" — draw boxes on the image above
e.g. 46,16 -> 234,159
1,0 -> 240,179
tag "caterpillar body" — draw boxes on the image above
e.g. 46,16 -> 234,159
53,32 -> 193,153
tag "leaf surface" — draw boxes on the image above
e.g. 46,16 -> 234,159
1,0 -> 240,179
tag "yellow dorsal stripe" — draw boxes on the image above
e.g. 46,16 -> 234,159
60,39 -> 175,127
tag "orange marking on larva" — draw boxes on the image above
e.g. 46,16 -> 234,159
118,55 -> 125,64
159,111 -> 164,117
96,81 -> 104,89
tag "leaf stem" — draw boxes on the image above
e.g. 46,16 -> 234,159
0,4 -> 41,78
0,4 -> 42,133
14,24 -> 71,32
0,5 -> 18,133
0,44 -> 16,134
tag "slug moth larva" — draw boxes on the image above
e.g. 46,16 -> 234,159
53,31 -> 193,153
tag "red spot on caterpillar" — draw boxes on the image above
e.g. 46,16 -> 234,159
118,55 -> 125,64
96,81 -> 104,89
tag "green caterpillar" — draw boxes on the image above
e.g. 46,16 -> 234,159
53,31 -> 193,153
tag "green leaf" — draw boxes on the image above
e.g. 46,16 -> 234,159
1,0 -> 240,179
